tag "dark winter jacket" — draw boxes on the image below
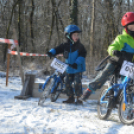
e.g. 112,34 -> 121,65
49,40 -> 87,74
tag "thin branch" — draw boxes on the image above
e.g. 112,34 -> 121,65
3,0 -> 19,61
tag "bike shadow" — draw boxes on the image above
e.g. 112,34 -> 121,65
106,122 -> 123,134
40,98 -> 99,112
105,110 -> 128,134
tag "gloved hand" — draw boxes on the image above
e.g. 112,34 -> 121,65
69,63 -> 77,69
112,50 -> 122,57
47,52 -> 53,59
124,52 -> 134,62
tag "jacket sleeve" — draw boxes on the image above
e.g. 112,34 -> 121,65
49,43 -> 64,55
107,35 -> 125,56
75,44 -> 87,64
54,43 -> 65,54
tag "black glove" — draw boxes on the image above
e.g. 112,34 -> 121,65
112,50 -> 122,57
124,52 -> 134,62
47,52 -> 53,59
69,63 -> 77,69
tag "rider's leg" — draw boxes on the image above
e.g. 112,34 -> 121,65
74,72 -> 83,104
81,63 -> 117,101
63,73 -> 74,103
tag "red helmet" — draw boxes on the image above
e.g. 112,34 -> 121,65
121,12 -> 134,26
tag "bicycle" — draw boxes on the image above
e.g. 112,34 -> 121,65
38,58 -> 86,106
38,58 -> 67,105
97,57 -> 134,125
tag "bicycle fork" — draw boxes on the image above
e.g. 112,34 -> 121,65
100,84 -> 121,108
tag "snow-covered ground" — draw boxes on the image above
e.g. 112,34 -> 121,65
0,76 -> 134,134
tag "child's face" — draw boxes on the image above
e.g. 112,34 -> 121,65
127,24 -> 134,31
71,32 -> 79,43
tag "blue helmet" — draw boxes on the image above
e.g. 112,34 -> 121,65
64,25 -> 81,44
64,25 -> 81,35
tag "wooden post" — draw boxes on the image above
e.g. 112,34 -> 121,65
6,44 -> 11,86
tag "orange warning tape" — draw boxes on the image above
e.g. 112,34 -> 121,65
8,50 -> 63,57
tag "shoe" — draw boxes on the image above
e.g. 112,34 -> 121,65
63,96 -> 75,103
81,88 -> 92,101
75,97 -> 83,105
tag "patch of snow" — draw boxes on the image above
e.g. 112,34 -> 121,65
0,77 -> 133,133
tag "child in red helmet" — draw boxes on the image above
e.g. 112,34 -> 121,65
81,12 -> 134,102
122,12 -> 134,37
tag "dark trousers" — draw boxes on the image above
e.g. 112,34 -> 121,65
65,72 -> 82,97
88,63 -> 118,91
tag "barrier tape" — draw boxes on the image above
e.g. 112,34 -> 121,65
8,50 -> 63,57
0,38 -> 63,57
0,38 -> 18,50
0,38 -> 18,45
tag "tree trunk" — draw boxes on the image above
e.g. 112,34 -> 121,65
3,0 -> 19,62
88,0 -> 95,75
89,0 -> 95,57
70,0 -> 77,24
103,0 -> 115,49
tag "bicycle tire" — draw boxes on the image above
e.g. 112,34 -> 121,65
50,83 -> 62,102
118,93 -> 134,125
38,78 -> 54,105
97,88 -> 113,120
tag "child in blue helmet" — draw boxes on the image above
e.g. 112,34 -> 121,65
47,25 -> 87,104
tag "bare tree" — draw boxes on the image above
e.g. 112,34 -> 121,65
0,0 -> 132,74
70,0 -> 78,24
3,0 -> 19,62
89,0 -> 95,57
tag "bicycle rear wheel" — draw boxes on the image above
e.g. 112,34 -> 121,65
118,94 -> 134,125
97,88 -> 113,120
38,78 -> 54,105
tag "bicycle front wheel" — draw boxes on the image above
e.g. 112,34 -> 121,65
118,93 -> 134,125
97,88 -> 113,120
38,78 -> 54,105
50,83 -> 62,102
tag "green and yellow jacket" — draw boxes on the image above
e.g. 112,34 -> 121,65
108,30 -> 134,56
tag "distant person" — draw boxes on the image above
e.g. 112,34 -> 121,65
81,12 -> 134,102
47,25 -> 87,104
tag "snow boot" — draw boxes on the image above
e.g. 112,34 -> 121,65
63,96 -> 75,103
80,88 -> 92,101
75,97 -> 83,105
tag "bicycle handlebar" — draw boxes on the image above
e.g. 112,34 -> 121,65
95,56 -> 111,71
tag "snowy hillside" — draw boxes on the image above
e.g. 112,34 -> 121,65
0,77 -> 134,134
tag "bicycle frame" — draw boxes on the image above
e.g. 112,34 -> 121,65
50,74 -> 63,94
38,70 -> 64,93
100,76 -> 132,107
38,76 -> 53,92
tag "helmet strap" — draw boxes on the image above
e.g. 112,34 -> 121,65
125,27 -> 128,33
66,34 -> 74,44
